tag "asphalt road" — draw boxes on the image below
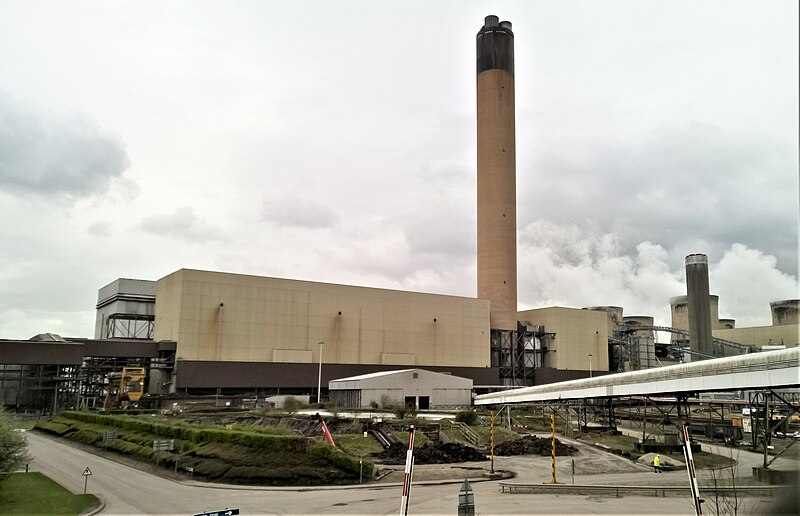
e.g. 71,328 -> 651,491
25,431 -> 784,515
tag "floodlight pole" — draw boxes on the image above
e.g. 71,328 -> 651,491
317,341 -> 324,404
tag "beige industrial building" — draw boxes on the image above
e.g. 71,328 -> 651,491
145,268 -> 614,393
155,269 -> 490,367
518,307 -> 609,372
714,325 -> 799,348
154,269 -> 498,392
671,296 -> 799,350
714,299 -> 799,349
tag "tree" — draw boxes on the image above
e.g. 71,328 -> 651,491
703,449 -> 741,516
0,407 -> 30,481
455,410 -> 479,426
283,396 -> 302,414
379,395 -> 394,410
393,402 -> 417,420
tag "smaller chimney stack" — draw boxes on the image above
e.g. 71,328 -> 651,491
685,254 -> 714,359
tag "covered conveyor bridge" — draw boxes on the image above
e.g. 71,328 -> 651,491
475,348 -> 799,405
475,348 -> 800,474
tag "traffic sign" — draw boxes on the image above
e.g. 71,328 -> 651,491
193,509 -> 239,516
82,466 -> 92,495
152,439 -> 175,451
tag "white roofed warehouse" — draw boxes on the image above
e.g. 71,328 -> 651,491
328,369 -> 473,410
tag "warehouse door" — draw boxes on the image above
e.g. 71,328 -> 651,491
418,396 -> 430,410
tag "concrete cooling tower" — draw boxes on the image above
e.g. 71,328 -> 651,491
771,299 -> 800,326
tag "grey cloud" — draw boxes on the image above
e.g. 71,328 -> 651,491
88,221 -> 112,237
517,219 -> 797,327
138,207 -> 226,243
261,194 -> 339,229
711,243 -> 799,326
519,123 -> 798,274
402,164 -> 475,260
0,93 -> 130,197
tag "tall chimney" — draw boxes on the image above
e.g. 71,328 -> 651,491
685,254 -> 714,358
477,15 -> 517,331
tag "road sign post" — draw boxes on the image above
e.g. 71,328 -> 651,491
82,466 -> 92,495
153,439 -> 175,466
102,431 -> 117,451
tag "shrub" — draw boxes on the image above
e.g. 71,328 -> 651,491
33,420 -> 72,436
107,440 -> 143,454
58,411 -> 305,453
309,442 -> 373,480
392,403 -> 417,420
283,396 -> 302,414
455,410 -> 478,426
69,430 -> 101,445
0,407 -> 30,478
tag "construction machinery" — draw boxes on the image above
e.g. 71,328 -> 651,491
103,367 -> 146,409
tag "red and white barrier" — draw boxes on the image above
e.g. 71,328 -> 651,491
681,421 -> 703,516
400,425 -> 415,515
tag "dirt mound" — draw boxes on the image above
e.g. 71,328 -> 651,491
374,442 -> 487,465
494,435 -> 578,456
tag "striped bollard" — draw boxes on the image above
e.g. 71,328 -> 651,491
400,425 -> 415,515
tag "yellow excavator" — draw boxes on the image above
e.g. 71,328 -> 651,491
103,367 -> 146,409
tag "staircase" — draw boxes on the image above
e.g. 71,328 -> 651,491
450,421 -> 481,447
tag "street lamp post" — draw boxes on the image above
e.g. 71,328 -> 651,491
317,341 -> 324,404
588,353 -> 593,379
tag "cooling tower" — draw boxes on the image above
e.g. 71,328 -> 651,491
477,15 -> 517,331
670,296 -> 689,331
771,299 -> 800,326
685,254 -> 714,358
709,295 -> 720,329
672,295 -> 725,329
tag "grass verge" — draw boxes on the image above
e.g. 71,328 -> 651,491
0,473 -> 98,516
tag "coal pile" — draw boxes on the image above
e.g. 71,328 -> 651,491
494,435 -> 578,456
373,442 -> 487,465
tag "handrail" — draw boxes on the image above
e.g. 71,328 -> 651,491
450,421 -> 481,447
499,482 -> 781,498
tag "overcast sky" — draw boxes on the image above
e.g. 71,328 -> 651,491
1,1 -> 797,339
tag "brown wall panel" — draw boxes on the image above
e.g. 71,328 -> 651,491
0,339 -> 175,366
176,359 -> 499,390
0,341 -> 84,365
